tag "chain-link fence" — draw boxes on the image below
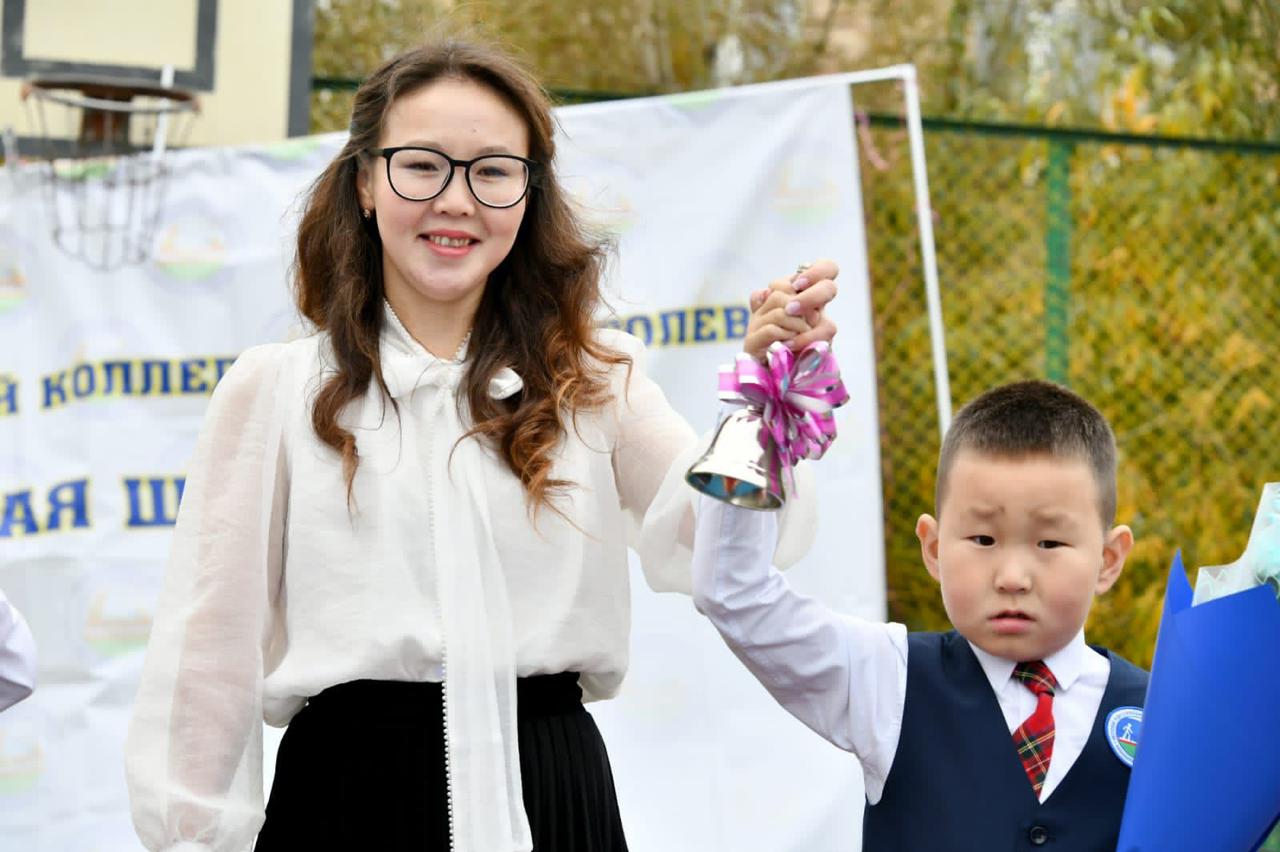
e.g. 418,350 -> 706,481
859,114 -> 1280,668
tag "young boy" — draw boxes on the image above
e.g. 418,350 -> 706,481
693,380 -> 1147,850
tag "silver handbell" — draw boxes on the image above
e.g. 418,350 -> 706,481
685,407 -> 785,510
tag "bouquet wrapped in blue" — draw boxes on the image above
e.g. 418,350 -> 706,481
1118,484 -> 1280,851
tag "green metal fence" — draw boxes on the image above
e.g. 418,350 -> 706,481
858,115 -> 1280,668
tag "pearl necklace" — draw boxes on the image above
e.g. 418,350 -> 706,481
384,298 -> 472,363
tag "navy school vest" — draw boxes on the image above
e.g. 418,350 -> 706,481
862,631 -> 1149,851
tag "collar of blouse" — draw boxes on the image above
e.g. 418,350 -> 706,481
379,299 -> 524,401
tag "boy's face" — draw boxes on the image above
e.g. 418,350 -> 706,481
915,450 -> 1132,662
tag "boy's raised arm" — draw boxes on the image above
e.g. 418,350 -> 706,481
691,496 -> 908,799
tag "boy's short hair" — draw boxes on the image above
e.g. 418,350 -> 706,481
936,379 -> 1118,526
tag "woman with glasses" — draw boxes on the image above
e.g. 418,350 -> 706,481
125,36 -> 838,852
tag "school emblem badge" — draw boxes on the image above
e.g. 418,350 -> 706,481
1105,706 -> 1142,767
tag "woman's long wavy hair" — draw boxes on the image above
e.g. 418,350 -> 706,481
293,38 -> 628,514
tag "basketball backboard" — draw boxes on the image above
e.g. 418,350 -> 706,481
0,0 -> 314,156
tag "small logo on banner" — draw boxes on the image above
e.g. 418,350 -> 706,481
1105,706 -> 1142,767
153,217 -> 228,281
84,590 -> 153,657
772,160 -> 838,226
0,726 -> 44,795
665,89 -> 727,113
259,137 -> 328,162
562,176 -> 637,237
0,246 -> 28,314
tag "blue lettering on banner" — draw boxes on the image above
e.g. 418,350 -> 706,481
723,305 -> 750,340
43,373 -> 68,409
38,356 -> 238,410
213,357 -> 237,384
124,476 -> 186,528
692,307 -> 717,342
0,479 -> 92,538
102,360 -> 134,395
46,480 -> 91,531
659,310 -> 687,345
179,359 -> 210,394
606,304 -> 752,348
0,490 -> 38,537
0,375 -> 17,416
625,314 -> 654,346
72,363 -> 96,398
139,360 -> 172,396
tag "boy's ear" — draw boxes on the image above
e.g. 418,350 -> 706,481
1096,524 -> 1134,594
917,514 -> 942,582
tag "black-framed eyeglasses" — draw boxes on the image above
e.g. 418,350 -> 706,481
369,146 -> 537,209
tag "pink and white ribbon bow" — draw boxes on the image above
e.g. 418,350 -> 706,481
718,341 -> 850,494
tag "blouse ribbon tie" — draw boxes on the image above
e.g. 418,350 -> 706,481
380,313 -> 531,852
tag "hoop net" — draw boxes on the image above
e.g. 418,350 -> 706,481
21,75 -> 198,271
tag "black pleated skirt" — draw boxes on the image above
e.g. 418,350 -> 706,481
255,672 -> 628,852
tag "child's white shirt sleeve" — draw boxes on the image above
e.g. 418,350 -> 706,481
0,588 -> 37,712
691,496 -> 908,803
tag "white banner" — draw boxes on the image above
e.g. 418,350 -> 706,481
0,78 -> 883,851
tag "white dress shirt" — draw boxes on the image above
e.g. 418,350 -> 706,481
125,309 -> 816,852
0,588 -> 36,712
692,498 -> 1111,806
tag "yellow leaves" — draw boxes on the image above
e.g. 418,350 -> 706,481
1167,307 -> 1206,347
1199,88 -> 1223,118
1153,6 -> 1186,39
1188,388 -> 1219,431
1216,332 -> 1266,374
1104,68 -> 1160,135
1131,114 -> 1160,134
1126,534 -> 1174,577
1087,574 -> 1165,669
1229,386 -> 1272,430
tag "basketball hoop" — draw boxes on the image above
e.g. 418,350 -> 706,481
20,72 -> 199,271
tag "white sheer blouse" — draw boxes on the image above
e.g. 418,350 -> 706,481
125,308 -> 815,852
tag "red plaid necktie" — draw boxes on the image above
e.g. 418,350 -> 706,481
1011,660 -> 1058,795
